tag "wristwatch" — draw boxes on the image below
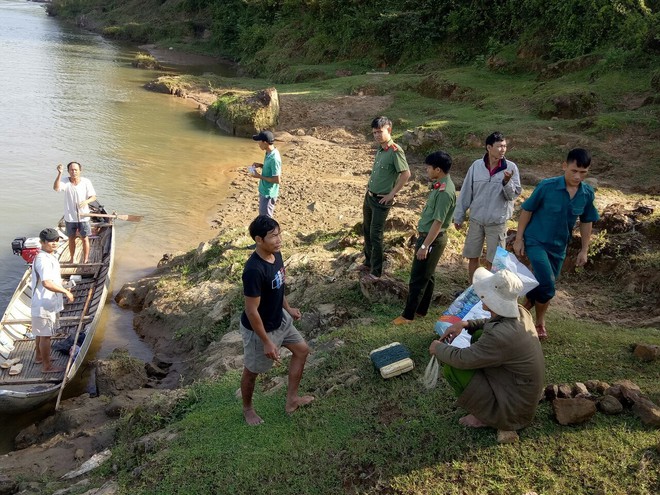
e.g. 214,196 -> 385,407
421,244 -> 427,250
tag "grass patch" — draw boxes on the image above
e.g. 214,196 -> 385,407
111,311 -> 660,494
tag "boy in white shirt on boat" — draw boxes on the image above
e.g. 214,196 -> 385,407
31,228 -> 74,373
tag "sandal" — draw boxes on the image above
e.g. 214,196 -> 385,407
8,363 -> 23,376
535,324 -> 548,341
1,358 -> 20,369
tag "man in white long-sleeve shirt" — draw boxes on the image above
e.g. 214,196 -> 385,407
453,132 -> 522,279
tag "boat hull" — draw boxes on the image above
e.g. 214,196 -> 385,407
0,221 -> 115,412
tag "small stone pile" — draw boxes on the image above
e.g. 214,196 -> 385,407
543,379 -> 660,427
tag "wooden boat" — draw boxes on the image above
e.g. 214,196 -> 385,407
0,217 -> 115,411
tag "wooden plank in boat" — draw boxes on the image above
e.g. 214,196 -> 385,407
0,378 -> 61,385
1,315 -> 93,325
60,266 -> 103,276
0,339 -> 67,384
60,262 -> 105,268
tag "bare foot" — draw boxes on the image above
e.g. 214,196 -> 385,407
243,408 -> 264,426
459,414 -> 488,428
285,395 -> 315,414
497,430 -> 519,444
42,366 -> 64,374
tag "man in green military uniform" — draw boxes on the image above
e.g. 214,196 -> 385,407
363,116 -> 411,279
393,151 -> 456,324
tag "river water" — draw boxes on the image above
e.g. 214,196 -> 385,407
0,0 -> 261,448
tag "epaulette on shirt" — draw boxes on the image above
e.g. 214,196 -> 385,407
431,181 -> 446,191
383,143 -> 399,152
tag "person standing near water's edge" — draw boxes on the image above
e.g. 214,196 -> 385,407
248,130 -> 281,218
53,162 -> 96,263
240,216 -> 314,425
362,116 -> 411,279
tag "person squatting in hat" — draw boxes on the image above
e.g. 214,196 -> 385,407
31,228 -> 75,373
249,130 -> 281,218
429,268 -> 545,443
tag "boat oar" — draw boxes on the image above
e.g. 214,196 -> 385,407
55,286 -> 94,411
80,213 -> 143,222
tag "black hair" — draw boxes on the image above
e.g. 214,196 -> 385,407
566,148 -> 591,168
67,161 -> 82,172
485,132 -> 505,147
249,215 -> 280,240
371,116 -> 392,129
425,151 -> 452,173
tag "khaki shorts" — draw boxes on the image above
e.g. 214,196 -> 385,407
31,315 -> 59,337
462,221 -> 506,263
241,311 -> 304,373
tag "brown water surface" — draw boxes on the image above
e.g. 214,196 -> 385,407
0,0 -> 262,450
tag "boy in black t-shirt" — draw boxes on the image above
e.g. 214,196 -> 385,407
240,215 -> 315,425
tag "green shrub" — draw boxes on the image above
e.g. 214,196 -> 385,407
50,0 -> 660,77
652,69 -> 660,91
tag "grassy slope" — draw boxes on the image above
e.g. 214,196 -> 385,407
111,306 -> 660,495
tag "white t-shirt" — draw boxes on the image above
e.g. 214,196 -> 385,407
58,177 -> 96,222
31,251 -> 64,319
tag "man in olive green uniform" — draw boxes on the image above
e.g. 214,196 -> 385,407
393,151 -> 456,324
363,116 -> 411,279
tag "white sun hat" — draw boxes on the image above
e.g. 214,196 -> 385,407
472,267 -> 522,318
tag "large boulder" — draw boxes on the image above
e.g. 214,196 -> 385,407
206,88 -> 280,137
537,91 -> 598,119
114,276 -> 158,311
538,54 -> 601,80
632,397 -> 660,427
400,126 -> 446,152
95,349 -> 149,397
552,397 -> 597,425
417,74 -> 474,101
199,331 -> 244,378
597,395 -> 624,415
633,343 -> 660,362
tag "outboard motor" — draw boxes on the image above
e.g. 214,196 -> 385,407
12,236 -> 41,264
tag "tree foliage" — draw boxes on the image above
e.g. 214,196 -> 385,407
50,0 -> 659,73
